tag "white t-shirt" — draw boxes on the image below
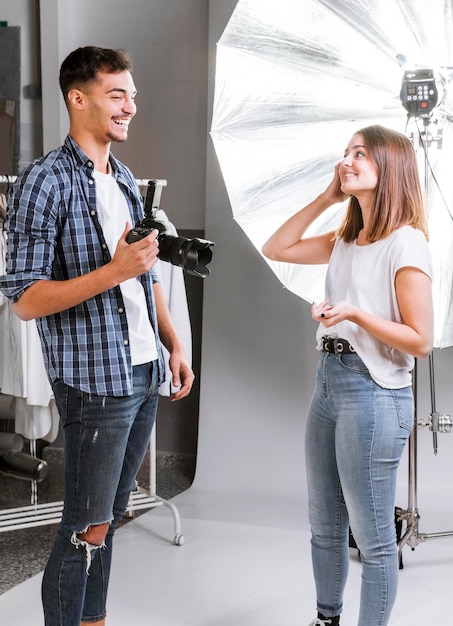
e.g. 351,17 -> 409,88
93,169 -> 158,366
315,225 -> 433,389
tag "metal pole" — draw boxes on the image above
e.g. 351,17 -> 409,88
398,122 -> 453,559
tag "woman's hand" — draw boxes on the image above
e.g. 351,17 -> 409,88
323,162 -> 350,206
311,300 -> 353,327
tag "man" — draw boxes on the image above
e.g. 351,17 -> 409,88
0,46 -> 194,626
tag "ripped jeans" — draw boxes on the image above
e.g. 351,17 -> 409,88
42,362 -> 159,626
305,351 -> 413,626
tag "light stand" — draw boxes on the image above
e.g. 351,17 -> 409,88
396,90 -> 453,560
397,356 -> 453,558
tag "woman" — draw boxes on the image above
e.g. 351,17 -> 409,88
262,125 -> 433,626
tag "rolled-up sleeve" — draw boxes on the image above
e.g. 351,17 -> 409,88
0,167 -> 59,303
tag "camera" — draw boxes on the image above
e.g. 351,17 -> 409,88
127,180 -> 214,278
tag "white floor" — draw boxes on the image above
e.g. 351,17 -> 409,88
1,487 -> 453,625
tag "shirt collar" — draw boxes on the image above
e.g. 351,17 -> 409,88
62,135 -> 136,199
63,135 -> 121,177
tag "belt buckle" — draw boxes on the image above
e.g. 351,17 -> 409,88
322,335 -> 336,353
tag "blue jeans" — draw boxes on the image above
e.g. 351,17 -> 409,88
42,362 -> 159,625
305,351 -> 413,626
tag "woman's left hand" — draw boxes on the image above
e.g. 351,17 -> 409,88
311,300 -> 353,327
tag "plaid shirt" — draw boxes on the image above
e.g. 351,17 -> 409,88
0,135 -> 164,396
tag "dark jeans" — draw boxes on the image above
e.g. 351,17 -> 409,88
42,362 -> 159,625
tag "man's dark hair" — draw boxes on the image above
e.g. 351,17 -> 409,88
59,46 -> 133,104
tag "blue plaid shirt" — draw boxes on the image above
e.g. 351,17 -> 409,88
0,135 -> 164,396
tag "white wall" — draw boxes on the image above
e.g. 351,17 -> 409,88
40,0 -> 208,230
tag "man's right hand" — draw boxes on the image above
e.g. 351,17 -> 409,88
111,222 -> 160,282
12,222 -> 160,321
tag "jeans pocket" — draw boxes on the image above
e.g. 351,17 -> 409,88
337,352 -> 370,375
391,387 -> 414,432
52,380 -> 84,427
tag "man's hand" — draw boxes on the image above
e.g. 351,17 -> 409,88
168,352 -> 195,401
111,222 -> 160,282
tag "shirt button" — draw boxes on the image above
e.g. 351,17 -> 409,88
124,340 -> 129,346
90,211 -> 96,216
118,307 -> 124,314
88,179 -> 94,185
87,161 -> 93,168
102,243 -> 107,250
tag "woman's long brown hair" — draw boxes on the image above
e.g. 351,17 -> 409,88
337,125 -> 429,243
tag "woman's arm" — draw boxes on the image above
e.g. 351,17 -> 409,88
262,163 -> 346,265
312,267 -> 433,359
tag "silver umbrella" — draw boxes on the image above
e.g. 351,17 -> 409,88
210,0 -> 453,347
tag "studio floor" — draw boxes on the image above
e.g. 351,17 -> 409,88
0,485 -> 453,625
0,446 -> 196,595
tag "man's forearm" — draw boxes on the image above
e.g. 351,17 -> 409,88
12,265 -> 120,321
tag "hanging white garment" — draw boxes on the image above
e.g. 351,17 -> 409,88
0,193 -> 58,442
153,209 -> 192,396
0,201 -> 23,397
0,297 -> 58,442
13,319 -> 59,442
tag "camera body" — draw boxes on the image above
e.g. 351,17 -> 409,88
127,180 -> 214,278
126,223 -> 157,244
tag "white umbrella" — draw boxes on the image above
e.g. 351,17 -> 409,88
210,0 -> 453,347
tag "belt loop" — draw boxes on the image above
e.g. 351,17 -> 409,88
322,337 -> 331,353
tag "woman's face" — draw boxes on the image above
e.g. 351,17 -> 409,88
339,133 -> 379,200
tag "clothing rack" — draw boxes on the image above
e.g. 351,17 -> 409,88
0,176 -> 155,184
0,426 -> 184,545
0,175 -> 185,545
1,176 -> 152,186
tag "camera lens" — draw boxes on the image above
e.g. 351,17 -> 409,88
158,234 -> 214,278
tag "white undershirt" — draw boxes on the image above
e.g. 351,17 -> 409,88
93,168 -> 158,366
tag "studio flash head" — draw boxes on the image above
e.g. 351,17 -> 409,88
400,68 -> 438,119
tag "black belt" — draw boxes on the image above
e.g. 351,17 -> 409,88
321,336 -> 356,354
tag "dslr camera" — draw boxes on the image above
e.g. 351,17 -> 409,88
127,180 -> 214,278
